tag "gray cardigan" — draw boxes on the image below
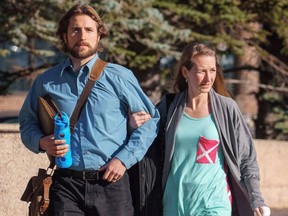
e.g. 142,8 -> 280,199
157,90 -> 266,215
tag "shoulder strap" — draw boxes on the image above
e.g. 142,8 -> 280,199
46,58 -> 107,166
70,58 -> 108,132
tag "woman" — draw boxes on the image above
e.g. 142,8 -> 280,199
130,43 -> 270,216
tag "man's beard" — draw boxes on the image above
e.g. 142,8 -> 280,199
67,42 -> 98,59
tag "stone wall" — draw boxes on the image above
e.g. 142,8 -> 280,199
0,124 -> 287,215
0,92 -> 26,117
0,124 -> 49,216
254,139 -> 288,208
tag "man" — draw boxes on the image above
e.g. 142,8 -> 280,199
19,2 -> 159,215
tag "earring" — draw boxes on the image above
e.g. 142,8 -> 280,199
185,78 -> 188,82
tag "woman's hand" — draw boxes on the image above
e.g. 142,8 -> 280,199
254,206 -> 271,216
128,110 -> 151,129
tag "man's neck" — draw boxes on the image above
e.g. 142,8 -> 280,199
70,54 -> 96,71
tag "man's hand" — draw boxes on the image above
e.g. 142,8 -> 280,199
98,158 -> 127,182
39,135 -> 68,157
128,110 -> 151,129
254,206 -> 271,216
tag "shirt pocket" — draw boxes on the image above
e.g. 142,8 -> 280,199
196,136 -> 219,164
89,89 -> 126,132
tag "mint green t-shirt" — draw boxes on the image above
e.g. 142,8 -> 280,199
163,113 -> 231,216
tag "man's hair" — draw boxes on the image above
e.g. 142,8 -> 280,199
173,42 -> 230,97
56,2 -> 109,53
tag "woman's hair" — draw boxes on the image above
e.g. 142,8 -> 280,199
56,2 -> 109,53
173,42 -> 230,97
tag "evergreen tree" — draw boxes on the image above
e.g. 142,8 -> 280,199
0,0 -> 287,139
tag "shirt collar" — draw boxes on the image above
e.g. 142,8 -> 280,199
85,54 -> 98,76
60,54 -> 99,77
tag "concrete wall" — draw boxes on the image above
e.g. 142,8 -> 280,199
0,124 -> 287,215
0,124 -> 49,216
254,139 -> 288,208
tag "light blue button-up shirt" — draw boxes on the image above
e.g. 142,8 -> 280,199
19,55 -> 160,171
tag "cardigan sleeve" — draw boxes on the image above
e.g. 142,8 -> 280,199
209,89 -> 267,209
232,102 -> 266,208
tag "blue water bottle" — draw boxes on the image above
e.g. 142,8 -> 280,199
54,111 -> 72,168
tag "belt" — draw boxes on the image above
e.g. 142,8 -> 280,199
56,169 -> 104,181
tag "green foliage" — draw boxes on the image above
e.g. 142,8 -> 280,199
259,91 -> 288,140
242,0 -> 288,54
273,107 -> 288,139
98,0 -> 181,70
262,92 -> 282,102
0,0 -> 74,54
0,0 -> 288,139
2,0 -> 287,76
